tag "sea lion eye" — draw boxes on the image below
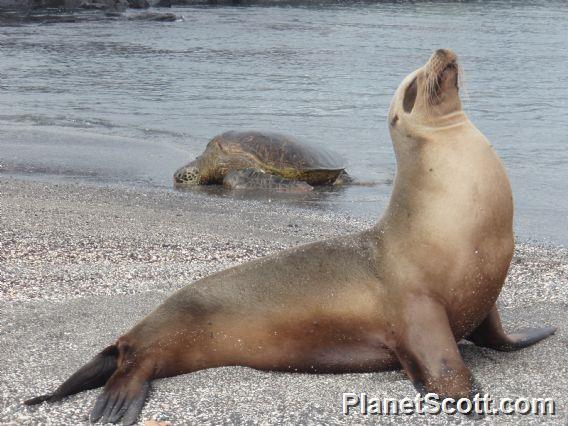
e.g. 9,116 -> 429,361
403,77 -> 418,113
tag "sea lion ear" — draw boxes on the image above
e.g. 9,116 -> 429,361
403,77 -> 418,113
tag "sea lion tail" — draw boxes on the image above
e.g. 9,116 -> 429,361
24,344 -> 118,405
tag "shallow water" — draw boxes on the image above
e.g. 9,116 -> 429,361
0,1 -> 566,244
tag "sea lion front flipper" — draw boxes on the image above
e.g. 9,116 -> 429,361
395,298 -> 476,399
24,345 -> 118,405
223,168 -> 313,192
466,305 -> 556,352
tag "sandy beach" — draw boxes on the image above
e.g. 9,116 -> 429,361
0,176 -> 566,425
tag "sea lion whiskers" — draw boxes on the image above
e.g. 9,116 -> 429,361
423,75 -> 439,111
418,67 -> 440,112
424,55 -> 441,107
422,52 -> 460,109
457,65 -> 471,106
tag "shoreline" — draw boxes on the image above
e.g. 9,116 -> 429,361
1,120 -> 566,246
0,177 -> 566,424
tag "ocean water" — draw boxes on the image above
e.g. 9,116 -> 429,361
0,1 -> 566,244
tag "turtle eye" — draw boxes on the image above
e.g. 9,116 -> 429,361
403,77 -> 418,113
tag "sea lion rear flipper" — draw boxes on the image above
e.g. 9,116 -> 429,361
90,353 -> 153,425
466,305 -> 557,351
24,344 -> 118,405
223,168 -> 313,192
394,298 -> 477,400
91,378 -> 150,425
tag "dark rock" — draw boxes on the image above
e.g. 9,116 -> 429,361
23,0 -> 126,10
0,0 -> 32,10
79,0 -> 126,10
31,0 -> 66,8
79,1 -> 107,8
126,0 -> 149,8
26,13 -> 78,22
151,0 -> 171,6
127,11 -> 177,21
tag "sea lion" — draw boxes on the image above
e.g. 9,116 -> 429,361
25,49 -> 556,424
173,131 -> 352,192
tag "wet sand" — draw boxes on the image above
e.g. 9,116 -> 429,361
0,177 -> 566,424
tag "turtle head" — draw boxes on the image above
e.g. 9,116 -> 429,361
173,161 -> 202,188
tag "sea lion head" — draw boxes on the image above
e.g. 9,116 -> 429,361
388,49 -> 464,142
174,160 -> 202,187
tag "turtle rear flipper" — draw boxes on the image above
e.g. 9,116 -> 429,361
223,168 -> 313,192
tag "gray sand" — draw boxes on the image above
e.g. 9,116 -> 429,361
0,177 -> 566,425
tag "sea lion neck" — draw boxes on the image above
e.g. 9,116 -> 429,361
417,110 -> 468,130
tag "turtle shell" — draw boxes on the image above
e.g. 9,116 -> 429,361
204,131 -> 346,185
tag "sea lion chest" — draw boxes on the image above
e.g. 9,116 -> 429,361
384,125 -> 514,338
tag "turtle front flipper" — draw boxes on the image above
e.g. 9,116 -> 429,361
334,171 -> 377,187
223,168 -> 313,192
333,170 -> 353,186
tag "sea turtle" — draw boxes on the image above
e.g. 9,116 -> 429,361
173,130 -> 352,192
